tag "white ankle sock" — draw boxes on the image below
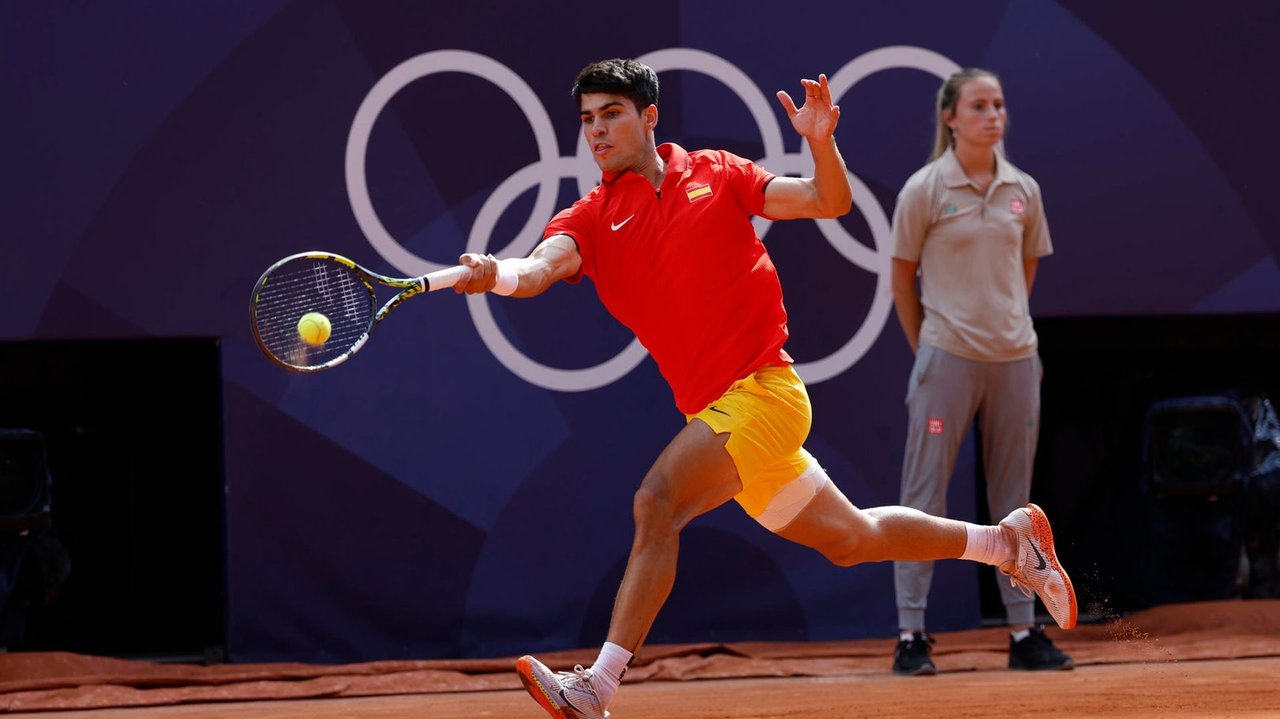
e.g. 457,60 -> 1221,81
588,641 -> 632,709
959,523 -> 1014,566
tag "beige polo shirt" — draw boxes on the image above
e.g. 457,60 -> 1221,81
891,147 -> 1053,361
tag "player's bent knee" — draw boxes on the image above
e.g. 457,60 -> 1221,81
819,537 -> 866,567
631,484 -> 678,534
631,485 -> 661,520
754,460 -> 829,533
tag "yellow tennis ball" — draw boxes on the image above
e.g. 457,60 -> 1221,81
297,312 -> 331,346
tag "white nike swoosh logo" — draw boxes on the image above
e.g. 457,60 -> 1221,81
611,214 -> 635,231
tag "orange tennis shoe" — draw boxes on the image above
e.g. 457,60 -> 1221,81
516,655 -> 609,719
998,503 -> 1078,630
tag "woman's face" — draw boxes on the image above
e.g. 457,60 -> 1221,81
946,76 -> 1006,150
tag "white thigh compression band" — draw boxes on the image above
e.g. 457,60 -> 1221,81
754,460 -> 829,532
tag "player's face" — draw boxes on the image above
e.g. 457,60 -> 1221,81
946,76 -> 1006,149
579,93 -> 656,173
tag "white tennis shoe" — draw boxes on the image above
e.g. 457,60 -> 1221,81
516,655 -> 609,719
998,503 -> 1078,630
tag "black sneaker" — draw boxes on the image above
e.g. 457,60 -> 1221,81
892,631 -> 936,676
1008,626 -> 1074,670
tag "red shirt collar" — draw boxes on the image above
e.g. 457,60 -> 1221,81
600,143 -> 688,185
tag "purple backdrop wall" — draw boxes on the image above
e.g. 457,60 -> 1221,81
7,0 -> 1279,662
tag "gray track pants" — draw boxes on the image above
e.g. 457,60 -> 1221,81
895,343 -> 1043,630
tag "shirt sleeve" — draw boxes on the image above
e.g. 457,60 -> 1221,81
891,171 -> 933,262
718,150 -> 774,218
544,195 -> 597,284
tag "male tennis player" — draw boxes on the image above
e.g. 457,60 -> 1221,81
454,58 -> 1077,719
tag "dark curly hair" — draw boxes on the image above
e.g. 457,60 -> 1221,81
571,58 -> 659,111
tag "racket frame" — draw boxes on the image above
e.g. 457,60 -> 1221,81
250,251 -> 468,372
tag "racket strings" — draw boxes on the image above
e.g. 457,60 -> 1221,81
253,258 -> 375,368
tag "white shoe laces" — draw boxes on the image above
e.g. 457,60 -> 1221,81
558,666 -> 605,718
1006,571 -> 1035,600
999,548 -> 1037,601
564,665 -> 594,687
559,665 -> 602,704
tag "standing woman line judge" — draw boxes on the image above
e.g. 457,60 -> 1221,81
888,68 -> 1073,676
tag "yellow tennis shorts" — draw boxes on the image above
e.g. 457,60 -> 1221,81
687,364 -> 816,519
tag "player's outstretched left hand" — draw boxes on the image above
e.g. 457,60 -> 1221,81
776,74 -> 840,141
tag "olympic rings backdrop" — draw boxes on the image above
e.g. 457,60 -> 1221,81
8,1 -> 1280,663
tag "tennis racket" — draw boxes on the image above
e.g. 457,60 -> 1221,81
250,251 -> 470,372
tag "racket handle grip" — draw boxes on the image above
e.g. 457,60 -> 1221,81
425,265 -> 472,292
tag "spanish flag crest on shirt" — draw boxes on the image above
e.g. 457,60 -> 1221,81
686,183 -> 713,202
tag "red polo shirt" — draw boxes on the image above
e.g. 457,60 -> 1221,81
545,143 -> 793,414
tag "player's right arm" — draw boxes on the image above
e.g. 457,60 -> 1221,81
455,233 -> 582,298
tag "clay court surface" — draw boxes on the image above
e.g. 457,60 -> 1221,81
4,600 -> 1278,718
